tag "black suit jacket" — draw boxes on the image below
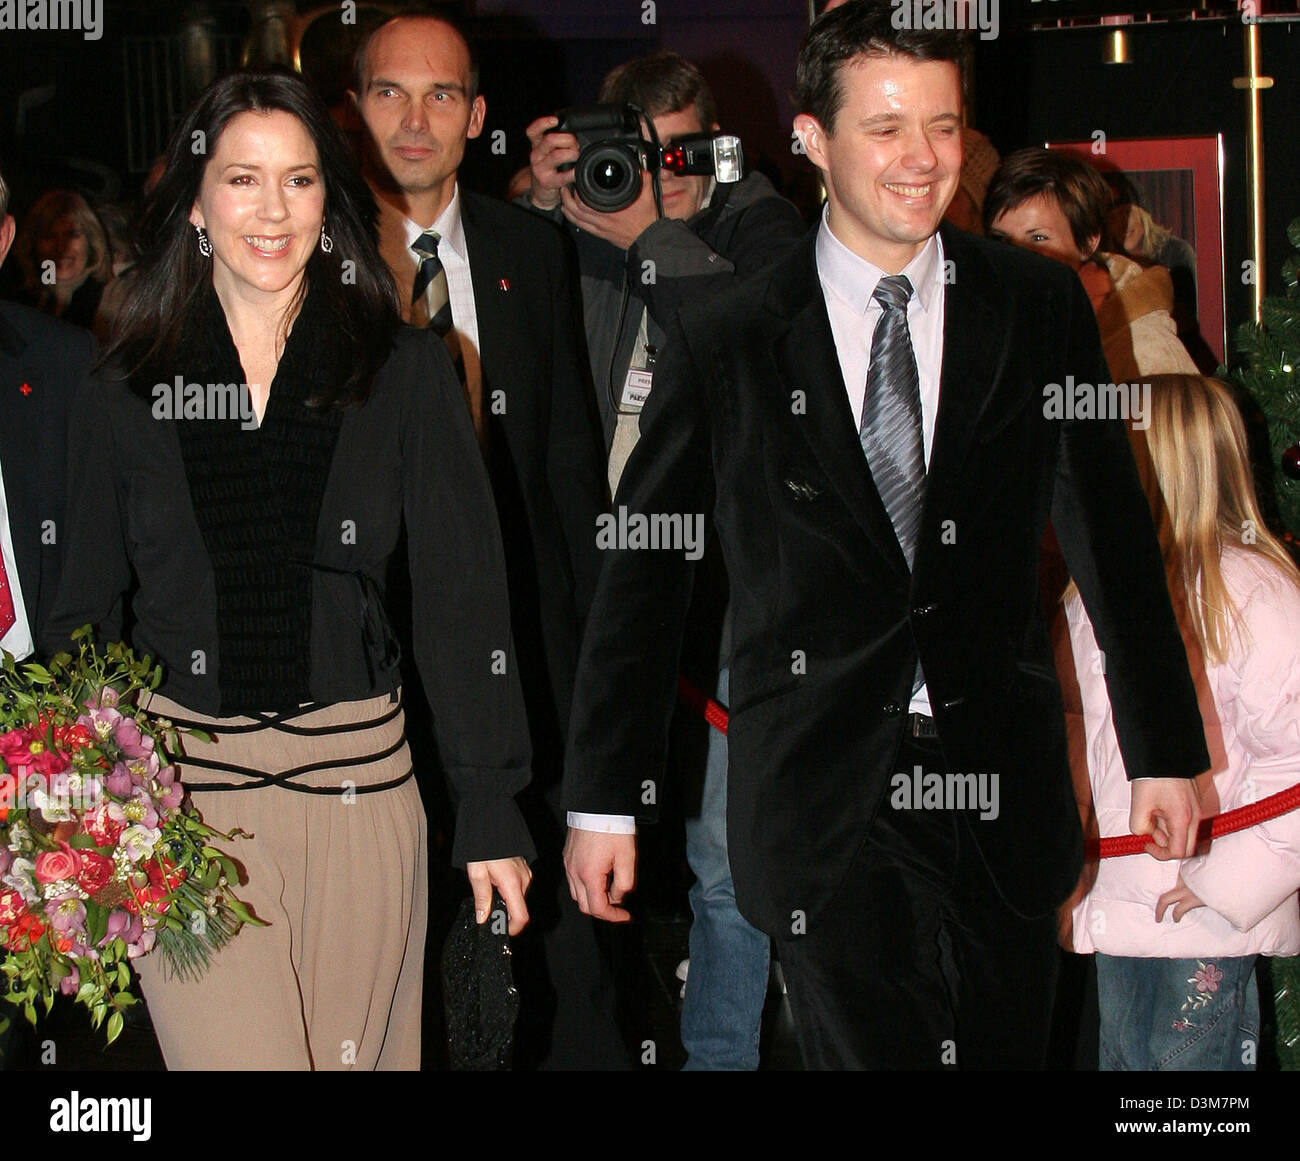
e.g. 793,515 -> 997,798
459,193 -> 605,748
0,300 -> 95,656
377,188 -> 605,783
564,223 -> 1209,935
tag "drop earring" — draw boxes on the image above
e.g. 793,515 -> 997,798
320,224 -> 334,254
195,224 -> 213,258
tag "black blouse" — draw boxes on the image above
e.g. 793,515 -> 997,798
48,320 -> 535,865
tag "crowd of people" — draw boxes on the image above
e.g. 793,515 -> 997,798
1,0 -> 1297,1072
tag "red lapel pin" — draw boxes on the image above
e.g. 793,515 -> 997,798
498,278 -> 510,292
19,383 -> 32,396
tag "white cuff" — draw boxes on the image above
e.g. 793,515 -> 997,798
567,811 -> 637,834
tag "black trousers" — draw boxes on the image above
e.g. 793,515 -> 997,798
779,734 -> 1059,1070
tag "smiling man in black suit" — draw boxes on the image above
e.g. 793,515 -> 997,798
351,14 -> 624,1069
563,1 -> 1209,1069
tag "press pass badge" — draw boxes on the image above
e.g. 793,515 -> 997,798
621,368 -> 653,410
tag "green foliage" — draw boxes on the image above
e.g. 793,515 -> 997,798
1228,217 -> 1300,536
1266,955 -> 1300,1070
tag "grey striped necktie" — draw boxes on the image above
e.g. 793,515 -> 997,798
860,273 -> 926,694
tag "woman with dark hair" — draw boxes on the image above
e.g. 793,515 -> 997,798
982,147 -> 1196,381
15,189 -> 113,330
48,69 -> 535,1070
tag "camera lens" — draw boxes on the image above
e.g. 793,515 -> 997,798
575,143 -> 642,212
592,159 -> 628,191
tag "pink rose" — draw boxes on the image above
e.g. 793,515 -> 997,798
33,846 -> 80,884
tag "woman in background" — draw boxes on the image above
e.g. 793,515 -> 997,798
983,148 -> 1196,382
16,189 -> 112,329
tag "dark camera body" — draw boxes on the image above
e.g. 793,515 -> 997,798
549,103 -> 647,213
548,102 -> 743,214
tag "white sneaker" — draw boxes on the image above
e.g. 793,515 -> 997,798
676,958 -> 689,999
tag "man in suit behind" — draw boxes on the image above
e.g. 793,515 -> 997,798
563,2 -> 1209,1069
0,169 -> 95,660
0,166 -> 96,1067
351,14 -> 624,1069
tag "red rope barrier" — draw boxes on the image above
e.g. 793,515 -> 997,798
675,675 -> 1300,861
676,673 -> 728,735
1087,783 -> 1300,861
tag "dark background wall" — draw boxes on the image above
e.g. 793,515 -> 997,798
0,1 -> 1295,349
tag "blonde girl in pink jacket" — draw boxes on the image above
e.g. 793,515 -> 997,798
1065,373 -> 1300,1071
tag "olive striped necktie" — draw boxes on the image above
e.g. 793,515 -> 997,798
411,228 -> 484,450
412,229 -> 453,335
412,229 -> 465,386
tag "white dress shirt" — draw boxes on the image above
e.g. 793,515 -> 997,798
568,218 -> 950,834
396,183 -> 481,361
376,182 -> 482,364
0,461 -> 35,661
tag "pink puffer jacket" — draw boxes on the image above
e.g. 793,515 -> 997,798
1069,547 -> 1300,958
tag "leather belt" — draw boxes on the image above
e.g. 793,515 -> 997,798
907,712 -> 939,740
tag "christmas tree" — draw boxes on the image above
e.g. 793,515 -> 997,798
1228,216 -> 1300,546
1227,217 -> 1300,1071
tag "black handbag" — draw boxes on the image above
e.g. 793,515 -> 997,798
440,890 -> 519,1070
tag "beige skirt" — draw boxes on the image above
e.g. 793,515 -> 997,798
133,690 -> 427,1071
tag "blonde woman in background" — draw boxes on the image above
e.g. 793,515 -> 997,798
1109,199 -> 1201,351
15,189 -> 112,330
1066,373 -> 1300,1071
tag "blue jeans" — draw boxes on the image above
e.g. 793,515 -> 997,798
1096,953 -> 1259,1071
682,667 -> 771,1070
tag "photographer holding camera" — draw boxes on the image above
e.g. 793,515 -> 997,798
525,52 -> 805,1071
524,52 -> 805,488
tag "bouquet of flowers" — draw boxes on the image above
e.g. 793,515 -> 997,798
0,630 -> 259,1044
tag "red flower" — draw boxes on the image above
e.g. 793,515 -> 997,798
53,723 -> 93,753
0,726 -> 36,767
31,746 -> 71,777
0,772 -> 16,822
81,802 -> 124,847
147,857 -> 185,891
0,888 -> 27,927
75,852 -> 115,895
3,912 -> 46,949
126,857 -> 186,916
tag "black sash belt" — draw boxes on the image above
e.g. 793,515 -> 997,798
158,694 -> 413,796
